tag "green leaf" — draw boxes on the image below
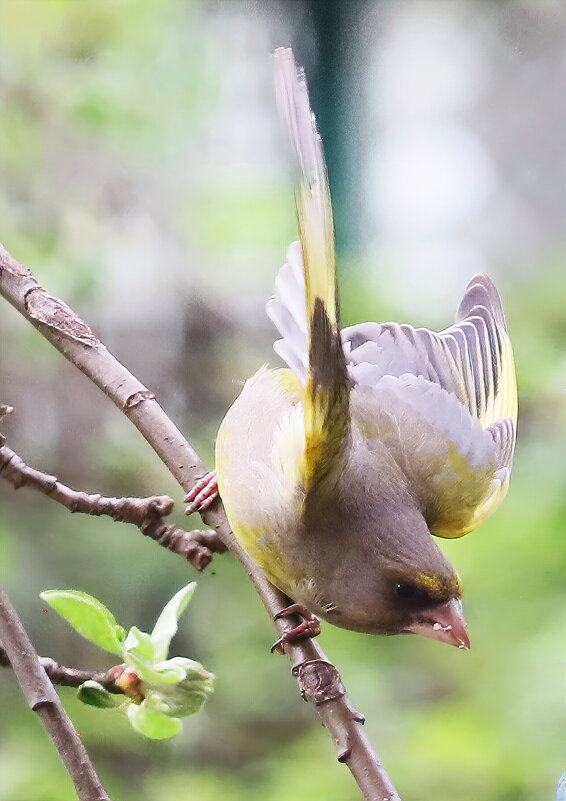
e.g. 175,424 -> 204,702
40,590 -> 125,655
126,653 -> 187,685
122,627 -> 179,683
77,681 -> 124,709
151,662 -> 189,683
167,656 -> 214,683
150,582 -> 196,661
123,627 -> 156,661
146,682 -> 213,717
143,658 -> 214,717
127,701 -> 182,739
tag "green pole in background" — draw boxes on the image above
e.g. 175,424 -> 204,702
303,0 -> 366,259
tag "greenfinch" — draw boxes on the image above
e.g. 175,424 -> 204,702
186,48 -> 517,650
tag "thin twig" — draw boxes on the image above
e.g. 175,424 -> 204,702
0,243 -> 402,801
0,642 -> 126,693
0,587 -> 111,801
0,441 -> 226,571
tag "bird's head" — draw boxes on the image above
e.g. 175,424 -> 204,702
384,569 -> 469,649
374,507 -> 470,648
324,553 -> 469,649
315,497 -> 470,649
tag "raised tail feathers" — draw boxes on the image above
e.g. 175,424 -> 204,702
273,48 -> 350,492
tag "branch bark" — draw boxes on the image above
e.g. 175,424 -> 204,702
0,587 -> 111,801
0,642 -> 127,694
0,243 -> 402,801
0,441 -> 226,571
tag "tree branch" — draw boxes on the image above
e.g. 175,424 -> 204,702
0,587 -> 111,801
0,642 -> 127,694
0,243 -> 402,801
0,440 -> 226,571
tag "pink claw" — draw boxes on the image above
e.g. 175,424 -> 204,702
185,470 -> 219,514
271,604 -> 321,654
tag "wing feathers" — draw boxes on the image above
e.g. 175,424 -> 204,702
267,243 -> 308,380
268,52 -> 516,528
340,273 -> 517,503
441,274 -> 517,444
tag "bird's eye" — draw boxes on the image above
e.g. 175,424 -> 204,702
395,582 -> 417,600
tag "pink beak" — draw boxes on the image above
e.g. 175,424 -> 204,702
404,597 -> 471,650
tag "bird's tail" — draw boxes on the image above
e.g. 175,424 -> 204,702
273,48 -> 349,493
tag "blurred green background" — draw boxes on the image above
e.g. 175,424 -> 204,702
0,1 -> 564,800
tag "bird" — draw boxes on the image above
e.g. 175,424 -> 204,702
185,48 -> 517,652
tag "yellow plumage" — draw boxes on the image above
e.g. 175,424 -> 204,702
274,48 -> 349,495
198,47 -> 519,649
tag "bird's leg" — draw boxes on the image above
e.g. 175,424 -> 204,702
271,603 -> 321,654
184,470 -> 219,514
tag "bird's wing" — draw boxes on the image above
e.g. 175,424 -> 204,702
268,240 -> 309,381
269,48 -> 349,494
270,258 -> 517,535
356,374 -> 512,538
342,274 -> 517,464
344,274 -> 517,537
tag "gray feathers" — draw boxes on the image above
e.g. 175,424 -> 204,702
267,243 -> 517,506
266,242 -> 308,379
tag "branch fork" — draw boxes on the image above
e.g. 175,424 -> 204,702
0,588 -> 111,801
0,439 -> 225,572
0,243 -> 402,801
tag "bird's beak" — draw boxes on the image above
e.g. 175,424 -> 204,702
404,597 -> 471,650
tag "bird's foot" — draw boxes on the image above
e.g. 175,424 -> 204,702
184,470 -> 219,514
271,603 -> 321,654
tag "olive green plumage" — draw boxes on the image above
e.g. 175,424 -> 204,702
215,49 -> 517,648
